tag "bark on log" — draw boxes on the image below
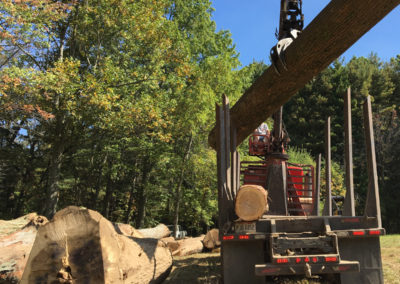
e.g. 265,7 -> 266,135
171,235 -> 205,257
138,224 -> 171,239
235,185 -> 268,221
113,223 -> 143,238
20,206 -> 172,284
0,213 -> 48,283
202,229 -> 221,250
208,0 -> 400,149
161,237 -> 180,253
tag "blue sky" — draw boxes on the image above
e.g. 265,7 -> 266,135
211,1 -> 400,67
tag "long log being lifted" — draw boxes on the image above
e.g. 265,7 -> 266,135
209,0 -> 400,149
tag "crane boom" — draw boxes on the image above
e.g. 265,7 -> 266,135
208,0 -> 400,149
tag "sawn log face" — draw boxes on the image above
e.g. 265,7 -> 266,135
21,206 -> 172,284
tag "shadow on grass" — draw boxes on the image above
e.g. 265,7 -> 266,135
164,253 -> 221,284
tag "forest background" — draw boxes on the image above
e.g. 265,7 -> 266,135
1,0 -> 400,234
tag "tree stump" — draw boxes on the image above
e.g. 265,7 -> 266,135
235,184 -> 268,221
202,229 -> 220,250
21,206 -> 172,284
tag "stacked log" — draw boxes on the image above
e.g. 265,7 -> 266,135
20,206 -> 172,284
160,235 -> 205,256
235,184 -> 268,221
171,235 -> 205,256
0,213 -> 48,283
113,223 -> 143,238
137,224 -> 171,239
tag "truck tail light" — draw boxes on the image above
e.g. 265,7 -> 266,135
352,230 -> 365,236
369,230 -> 381,235
325,256 -> 338,262
239,235 -> 250,240
295,258 -> 301,263
223,235 -> 234,240
276,258 -> 289,264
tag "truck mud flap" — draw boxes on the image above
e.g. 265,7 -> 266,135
255,260 -> 359,276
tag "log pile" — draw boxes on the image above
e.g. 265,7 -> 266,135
20,206 -> 172,284
1,207 -> 221,282
235,184 -> 268,221
161,235 -> 205,256
138,223 -> 171,239
0,213 -> 48,283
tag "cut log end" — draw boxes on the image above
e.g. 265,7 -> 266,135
235,184 -> 268,221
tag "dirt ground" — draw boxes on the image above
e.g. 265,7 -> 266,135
164,235 -> 400,284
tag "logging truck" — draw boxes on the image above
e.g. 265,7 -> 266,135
208,1 -> 399,283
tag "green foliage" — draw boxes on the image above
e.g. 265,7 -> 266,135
1,1 -> 400,234
286,147 -> 315,166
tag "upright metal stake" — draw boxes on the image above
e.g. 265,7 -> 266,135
363,96 -> 382,228
323,117 -> 332,216
216,104 -> 227,233
313,153 -> 322,216
343,87 -> 355,216
231,126 -> 239,200
223,95 -> 232,201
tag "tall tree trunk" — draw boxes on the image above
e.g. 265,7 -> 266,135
135,158 -> 152,228
44,141 -> 64,219
102,171 -> 113,219
173,134 -> 193,238
91,153 -> 107,209
124,174 -> 137,224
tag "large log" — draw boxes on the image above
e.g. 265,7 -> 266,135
113,223 -> 143,238
171,235 -> 205,257
208,0 -> 400,149
138,224 -> 171,239
235,184 -> 268,221
0,213 -> 48,283
202,229 -> 221,250
20,206 -> 172,284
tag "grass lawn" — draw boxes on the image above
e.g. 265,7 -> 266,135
381,234 -> 400,284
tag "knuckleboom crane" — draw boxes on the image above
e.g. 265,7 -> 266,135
211,1 -> 395,283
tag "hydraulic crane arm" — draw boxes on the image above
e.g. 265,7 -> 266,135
208,0 -> 400,150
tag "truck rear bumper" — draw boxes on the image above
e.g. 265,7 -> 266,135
255,260 -> 360,276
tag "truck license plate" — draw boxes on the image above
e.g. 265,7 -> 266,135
235,222 -> 256,233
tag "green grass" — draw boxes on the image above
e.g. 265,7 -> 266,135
381,234 -> 400,284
